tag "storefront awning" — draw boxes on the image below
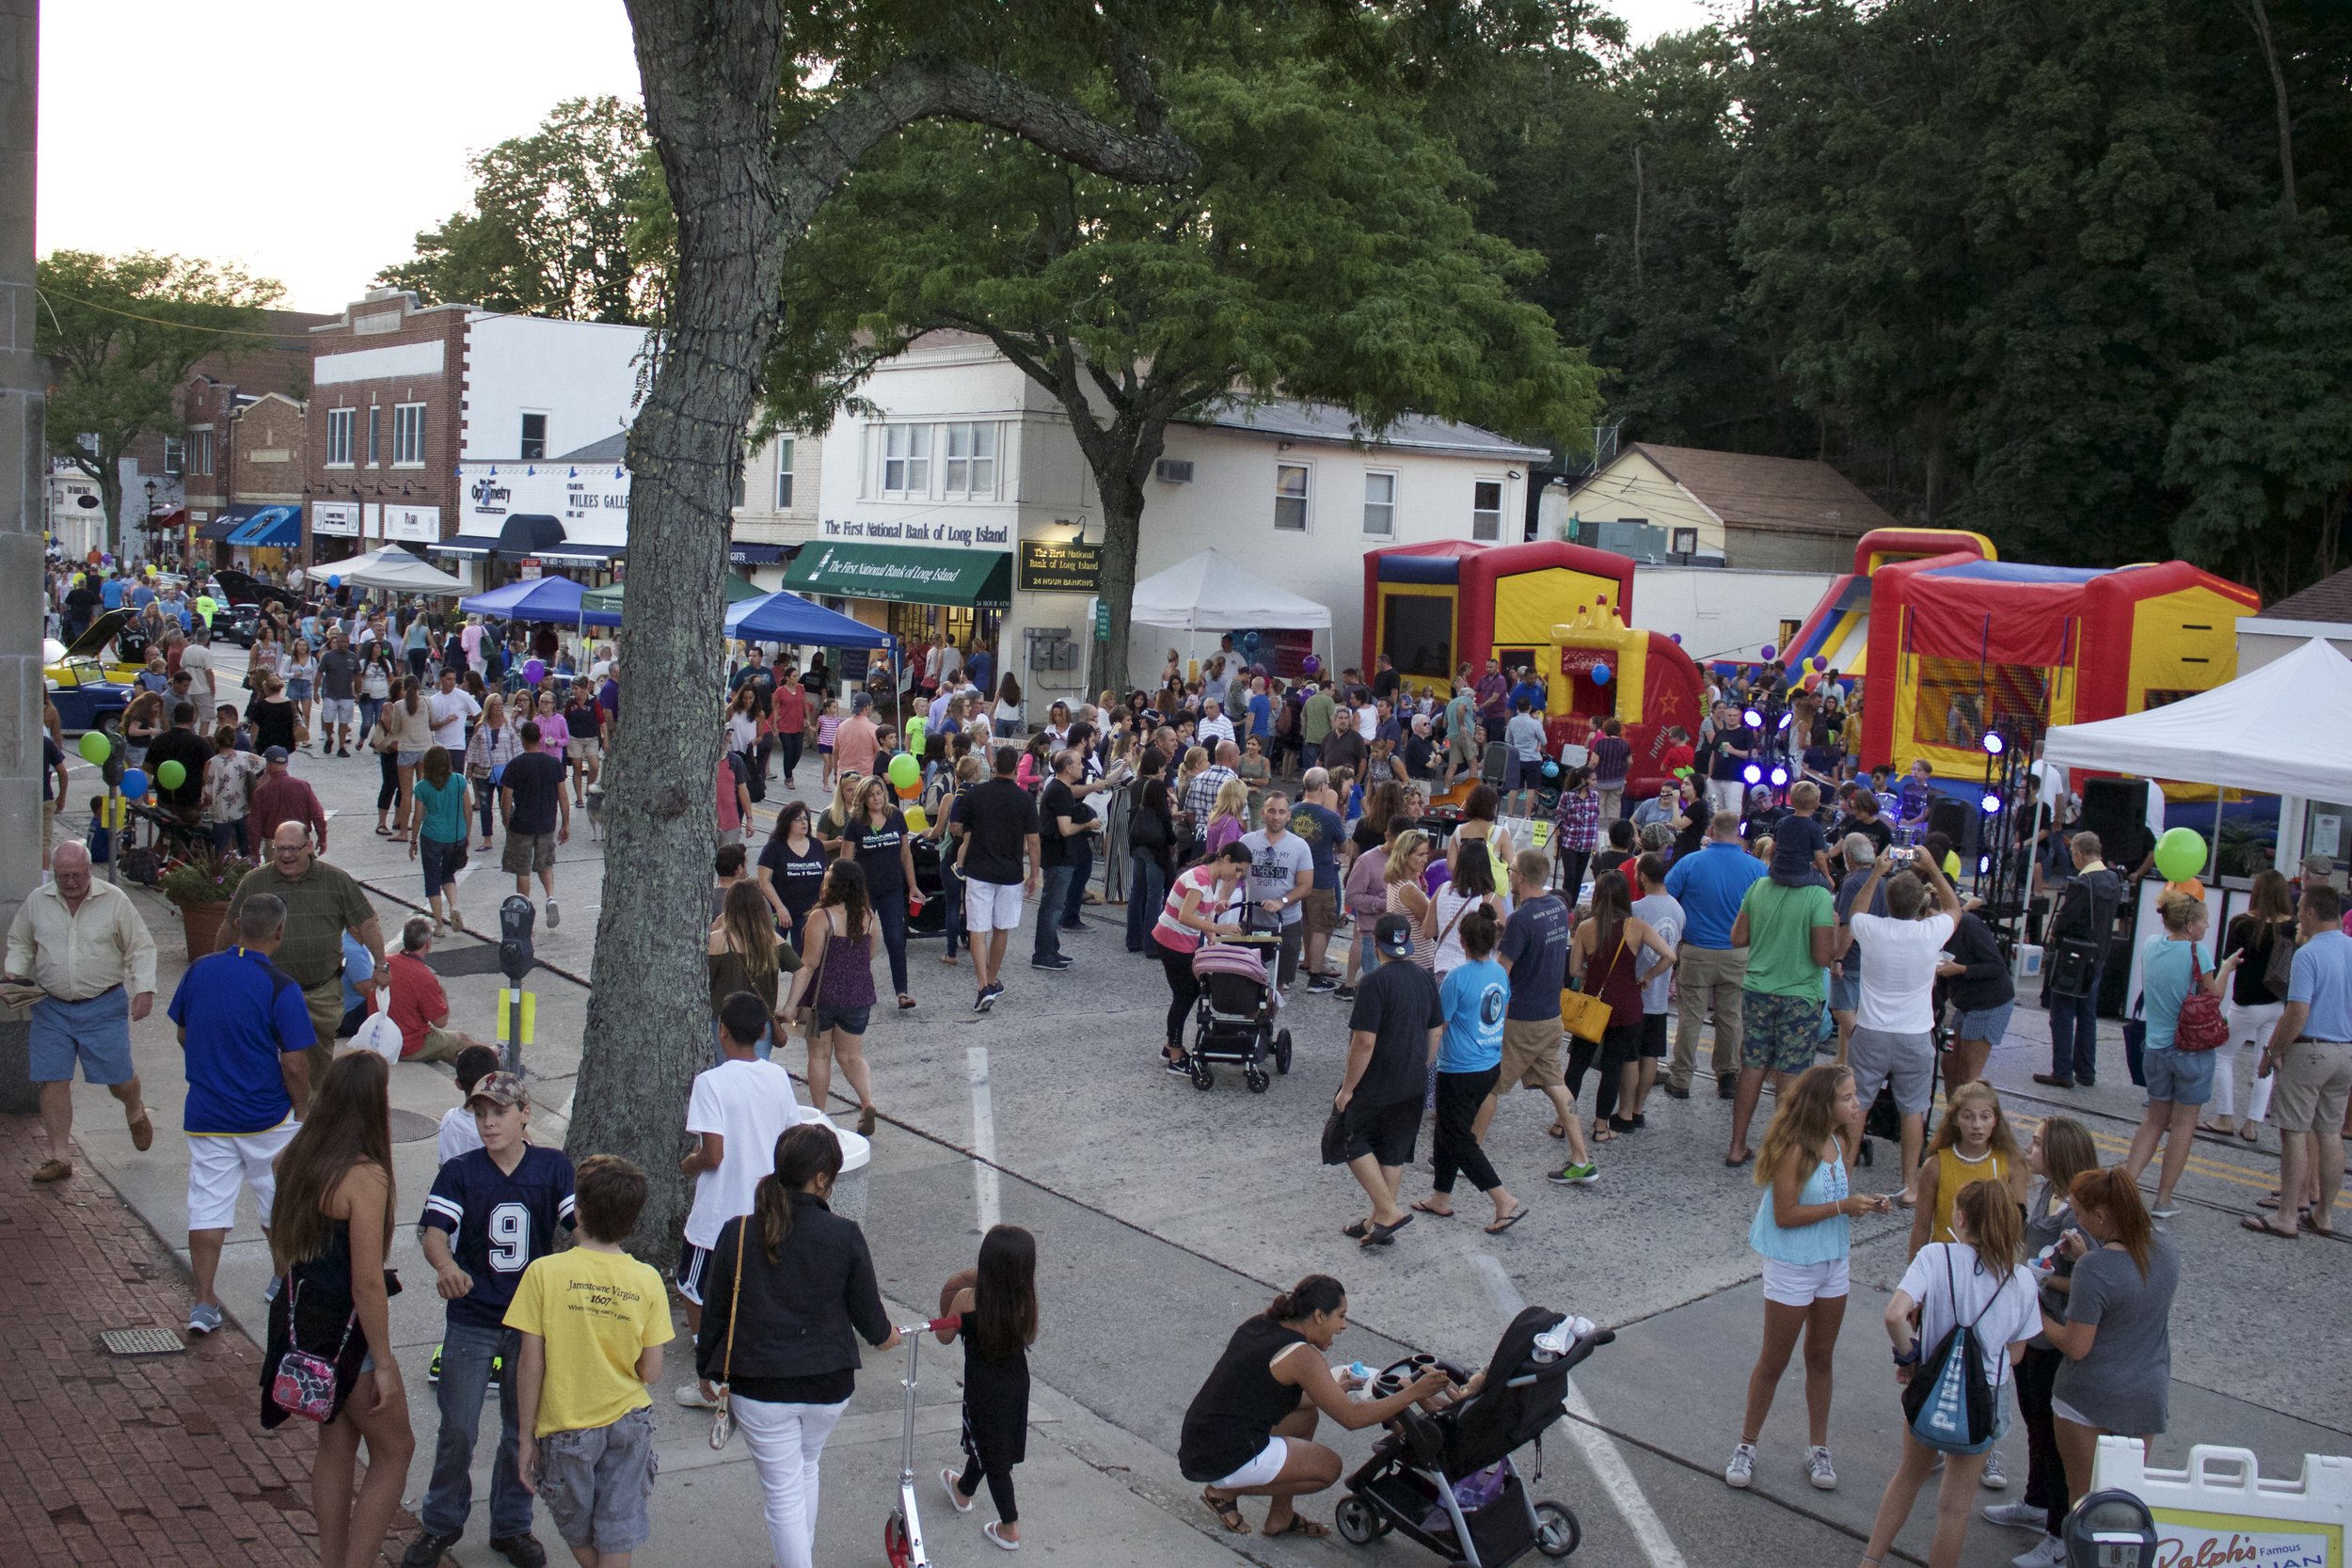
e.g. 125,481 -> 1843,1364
226,506 -> 302,547
729,543 -> 788,564
782,543 -> 1010,609
436,534 -> 501,558
497,513 -> 568,555
196,517 -> 240,542
533,546 -> 622,566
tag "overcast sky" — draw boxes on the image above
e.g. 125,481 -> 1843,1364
39,0 -> 1716,313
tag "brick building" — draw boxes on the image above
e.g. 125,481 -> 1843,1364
173,308 -> 332,566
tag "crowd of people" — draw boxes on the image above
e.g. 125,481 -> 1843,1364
29,558 -> 2352,1568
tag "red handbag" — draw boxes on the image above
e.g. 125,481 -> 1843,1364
2172,949 -> 2229,1053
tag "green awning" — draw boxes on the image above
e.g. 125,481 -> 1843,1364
782,543 -> 1011,608
580,574 -> 765,618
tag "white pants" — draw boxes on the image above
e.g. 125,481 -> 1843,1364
736,1395 -> 848,1568
2213,1000 -> 2283,1123
1709,778 -> 1745,816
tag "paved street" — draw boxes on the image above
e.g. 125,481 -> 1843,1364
26,654 -> 2351,1568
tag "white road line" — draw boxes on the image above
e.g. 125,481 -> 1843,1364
965,1045 -> 1000,1234
1473,1253 -> 1688,1568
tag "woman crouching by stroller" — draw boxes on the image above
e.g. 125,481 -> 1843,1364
1181,1275 -> 1451,1539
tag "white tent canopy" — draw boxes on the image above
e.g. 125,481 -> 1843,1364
333,546 -> 469,594
1128,547 -> 1334,633
2043,636 -> 2352,800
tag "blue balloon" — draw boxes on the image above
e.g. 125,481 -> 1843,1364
327,574 -> 342,590
1540,759 -> 1562,782
119,768 -> 150,800
1591,662 -> 1613,685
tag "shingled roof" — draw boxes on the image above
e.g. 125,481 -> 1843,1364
1606,443 -> 1897,536
2255,564 -> 2352,624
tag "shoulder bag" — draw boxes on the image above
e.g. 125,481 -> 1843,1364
2172,947 -> 2228,1053
1901,1246 -> 2007,1454
709,1221 -> 744,1449
1559,929 -> 1623,1045
270,1275 -> 357,1424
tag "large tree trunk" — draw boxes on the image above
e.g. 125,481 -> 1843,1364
575,2 -> 1195,1259
1088,448 -> 1158,695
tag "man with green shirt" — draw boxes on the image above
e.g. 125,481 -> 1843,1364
1722,866 -> 1837,1165
1443,683 -> 1479,790
1301,683 -> 1336,772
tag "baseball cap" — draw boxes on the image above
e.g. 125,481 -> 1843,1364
466,1070 -> 529,1111
262,745 -> 290,763
1375,913 -> 1415,958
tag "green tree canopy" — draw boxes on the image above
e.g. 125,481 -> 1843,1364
376,96 -> 656,323
38,249 -> 282,549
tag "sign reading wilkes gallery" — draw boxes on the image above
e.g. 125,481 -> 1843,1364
1018,539 -> 1104,594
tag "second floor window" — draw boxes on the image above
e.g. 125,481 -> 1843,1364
366,405 -> 380,466
192,429 -> 213,475
520,412 -> 547,460
1363,470 -> 1396,536
1472,479 -> 1503,542
882,422 -> 930,496
326,407 -> 354,466
1274,463 -> 1310,531
393,404 -> 426,466
162,436 -> 183,477
943,422 -> 996,498
774,436 -> 795,509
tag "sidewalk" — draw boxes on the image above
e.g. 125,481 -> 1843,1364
0,1111 -> 408,1567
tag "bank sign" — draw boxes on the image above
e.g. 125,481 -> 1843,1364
1018,539 -> 1103,594
818,515 -> 1010,547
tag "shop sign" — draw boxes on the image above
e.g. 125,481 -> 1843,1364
1020,539 -> 1104,594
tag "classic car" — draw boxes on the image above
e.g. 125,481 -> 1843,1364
44,610 -> 137,734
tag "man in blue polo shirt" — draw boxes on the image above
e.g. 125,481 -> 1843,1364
167,894 -> 314,1336
1662,810 -> 1767,1101
2253,884 -> 2352,1239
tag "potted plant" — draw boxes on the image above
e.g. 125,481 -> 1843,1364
158,853 -> 255,957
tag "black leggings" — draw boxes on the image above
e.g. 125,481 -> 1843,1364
1433,1066 -> 1502,1195
957,1450 -> 1017,1523
376,750 -> 399,813
1555,847 -> 1591,899
1159,942 -> 1200,1049
872,892 -> 910,996
1565,1022 -> 1642,1121
2014,1343 -> 2067,1536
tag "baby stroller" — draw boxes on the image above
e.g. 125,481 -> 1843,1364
1332,1306 -> 1610,1566
1185,916 -> 1293,1094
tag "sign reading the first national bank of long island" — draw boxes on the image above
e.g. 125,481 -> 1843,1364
1018,539 -> 1104,594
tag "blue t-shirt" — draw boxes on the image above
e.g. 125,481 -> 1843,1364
101,578 -> 124,609
1438,958 -> 1509,1072
1497,893 -> 1570,1022
1248,692 -> 1273,736
421,1145 -> 578,1330
339,931 -> 375,1015
168,947 -> 315,1135
2140,936 -> 2202,1051
1290,802 -> 1345,891
2289,929 -> 2352,1044
1665,841 -> 1769,950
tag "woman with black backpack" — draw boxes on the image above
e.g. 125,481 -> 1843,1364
1857,1180 -> 2039,1568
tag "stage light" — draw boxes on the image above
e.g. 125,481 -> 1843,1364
1770,766 -> 1790,787
1742,764 -> 1763,785
1982,732 -> 2006,756
1743,708 -> 1764,729
1979,855 -> 1993,875
1981,792 -> 2002,814
1777,711 -> 1794,731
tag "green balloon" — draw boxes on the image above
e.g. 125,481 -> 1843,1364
155,759 -> 187,791
887,751 -> 920,791
78,731 -> 110,765
2153,826 -> 2206,883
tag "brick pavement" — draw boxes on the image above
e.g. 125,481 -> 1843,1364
0,1113 -> 408,1567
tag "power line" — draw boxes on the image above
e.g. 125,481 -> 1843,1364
36,289 -> 302,341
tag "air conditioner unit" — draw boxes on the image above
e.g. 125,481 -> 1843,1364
1153,459 -> 1194,483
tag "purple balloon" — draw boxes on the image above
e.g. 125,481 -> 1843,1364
1761,644 -> 1776,660
524,659 -> 547,686
1300,654 -> 1322,676
1670,633 -> 1683,644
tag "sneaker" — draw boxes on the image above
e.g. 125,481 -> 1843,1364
1980,1447 -> 2009,1490
1547,1162 -> 1599,1186
1029,955 -> 1072,970
427,1345 -> 443,1385
545,898 -> 560,930
1804,1446 -> 1837,1490
2011,1535 -> 2068,1568
1306,975 -> 1338,993
401,1529 -> 463,1568
338,747 -> 351,758
1163,1052 -> 1193,1076
1724,1441 -> 1757,1489
675,1381 -> 721,1408
489,1535 -> 548,1568
1982,1501 -> 2047,1529
1333,984 -> 1357,1001
2150,1202 -> 2182,1220
973,988 -> 993,1014
187,1301 -> 224,1336
1661,1083 -> 1691,1099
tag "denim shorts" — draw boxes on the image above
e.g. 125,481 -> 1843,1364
1828,970 -> 1861,1014
538,1406 -> 659,1553
2142,1045 -> 2217,1107
28,990 -> 135,1085
1954,999 -> 2014,1045
813,1005 -> 870,1036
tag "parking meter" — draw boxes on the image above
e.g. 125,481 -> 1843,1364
2064,1489 -> 2158,1568
101,727 -> 125,790
498,895 -> 536,985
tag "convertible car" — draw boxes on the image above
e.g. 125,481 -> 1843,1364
45,610 -> 138,733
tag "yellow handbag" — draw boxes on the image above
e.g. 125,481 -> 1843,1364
1558,930 -> 1625,1044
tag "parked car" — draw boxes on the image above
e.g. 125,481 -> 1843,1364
44,610 -> 136,734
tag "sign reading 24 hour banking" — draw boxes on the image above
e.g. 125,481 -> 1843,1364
1019,540 -> 1104,594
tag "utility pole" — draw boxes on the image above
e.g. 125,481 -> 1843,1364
0,0 -> 44,1112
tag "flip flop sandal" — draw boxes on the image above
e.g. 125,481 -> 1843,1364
2237,1126 -> 2263,1142
2301,1213 -> 2337,1238
1200,1490 -> 1249,1533
857,1107 -> 878,1136
1723,1149 -> 1754,1167
1486,1207 -> 1530,1235
984,1521 -> 1022,1550
1265,1517 -> 1330,1538
1546,1122 -> 1568,1140
942,1467 -> 976,1513
2241,1215 -> 2299,1240
1342,1219 -> 1373,1240
1410,1200 -> 1454,1218
1360,1213 -> 1413,1247
1594,1127 -> 1619,1144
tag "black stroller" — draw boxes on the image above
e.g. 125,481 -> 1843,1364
1332,1307 -> 1609,1566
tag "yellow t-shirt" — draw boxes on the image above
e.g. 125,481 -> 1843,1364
503,1248 -> 672,1437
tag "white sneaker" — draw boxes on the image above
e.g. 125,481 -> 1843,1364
187,1301 -> 223,1335
1804,1446 -> 1837,1490
1980,1447 -> 2009,1489
1983,1501 -> 2046,1529
1724,1442 -> 1757,1489
546,897 -> 561,930
2011,1534 -> 2068,1568
675,1382 -> 720,1409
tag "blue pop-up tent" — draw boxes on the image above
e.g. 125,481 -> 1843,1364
727,590 -> 895,649
460,575 -> 621,627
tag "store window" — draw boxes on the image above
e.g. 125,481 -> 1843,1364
882,422 -> 930,496
1472,479 -> 1503,542
1362,470 -> 1396,536
1274,463 -> 1310,531
326,407 -> 354,467
774,436 -> 795,509
393,403 -> 426,467
944,422 -> 996,498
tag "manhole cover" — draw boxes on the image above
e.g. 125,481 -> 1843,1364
389,1108 -> 437,1145
100,1327 -> 186,1356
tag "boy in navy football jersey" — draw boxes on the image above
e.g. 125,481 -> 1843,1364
408,1072 -> 576,1568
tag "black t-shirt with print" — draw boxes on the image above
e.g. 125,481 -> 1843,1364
853,809 -> 911,898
